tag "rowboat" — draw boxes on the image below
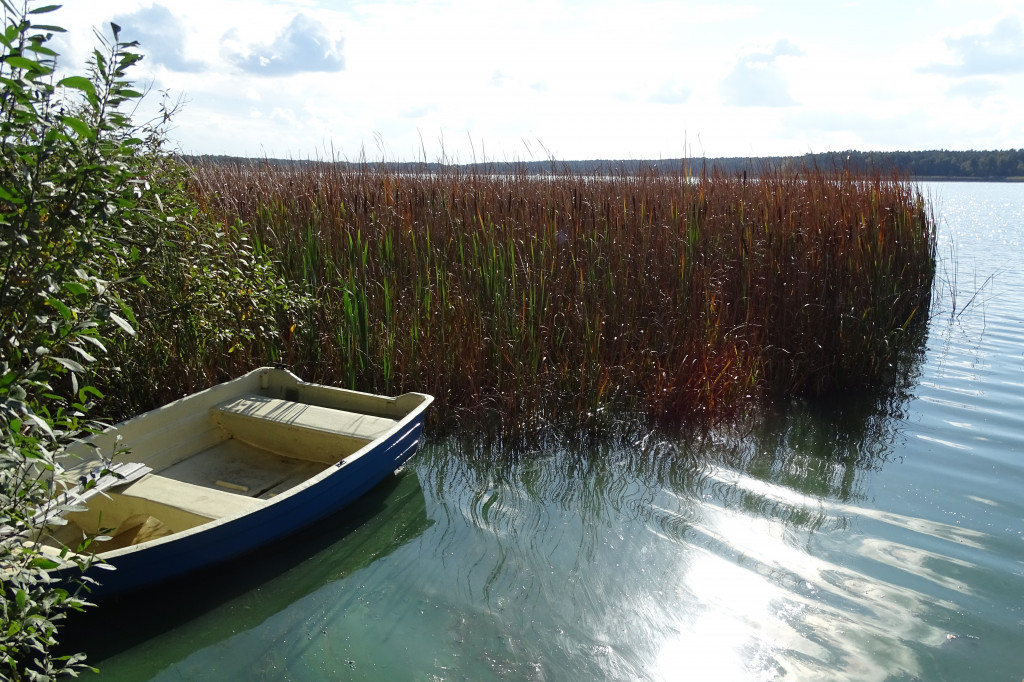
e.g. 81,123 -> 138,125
39,367 -> 433,598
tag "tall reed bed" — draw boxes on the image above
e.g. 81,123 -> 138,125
186,160 -> 935,439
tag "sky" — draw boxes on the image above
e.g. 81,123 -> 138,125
48,0 -> 1024,162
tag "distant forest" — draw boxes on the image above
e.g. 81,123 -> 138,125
685,149 -> 1024,181
189,149 -> 1024,181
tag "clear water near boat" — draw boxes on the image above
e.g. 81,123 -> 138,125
91,181 -> 1024,681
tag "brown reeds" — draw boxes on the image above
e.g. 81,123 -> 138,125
184,159 -> 936,440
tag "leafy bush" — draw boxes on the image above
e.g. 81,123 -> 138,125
0,2 -> 162,675
96,155 -> 312,418
0,2 -> 308,676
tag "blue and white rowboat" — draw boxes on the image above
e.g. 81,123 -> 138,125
42,367 -> 432,597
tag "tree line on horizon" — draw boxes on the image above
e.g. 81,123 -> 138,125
186,148 -> 1024,181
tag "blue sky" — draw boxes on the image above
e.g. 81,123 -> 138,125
55,0 -> 1024,161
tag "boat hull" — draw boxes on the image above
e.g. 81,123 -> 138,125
49,368 -> 432,599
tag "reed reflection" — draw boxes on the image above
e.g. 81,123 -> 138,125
408,325 -> 950,680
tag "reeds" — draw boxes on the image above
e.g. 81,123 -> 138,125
185,159 -> 936,440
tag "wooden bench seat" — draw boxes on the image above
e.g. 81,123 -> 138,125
119,474 -> 267,521
211,394 -> 400,463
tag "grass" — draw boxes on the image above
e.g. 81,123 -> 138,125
178,158 -> 935,442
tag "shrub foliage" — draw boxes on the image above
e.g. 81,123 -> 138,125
0,3 -> 305,677
0,4 -> 158,676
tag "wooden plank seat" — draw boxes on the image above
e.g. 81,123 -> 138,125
211,394 -> 401,463
118,474 -> 267,522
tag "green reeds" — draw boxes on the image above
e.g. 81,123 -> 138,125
185,159 -> 936,439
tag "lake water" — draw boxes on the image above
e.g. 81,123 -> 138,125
90,182 -> 1023,681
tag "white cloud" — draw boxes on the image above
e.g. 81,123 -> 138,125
923,15 -> 1024,76
720,39 -> 804,108
399,105 -> 433,119
222,13 -> 344,76
114,4 -> 205,72
946,77 -> 1004,100
649,81 -> 693,105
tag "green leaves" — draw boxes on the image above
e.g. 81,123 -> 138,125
57,75 -> 95,96
44,297 -> 74,321
107,311 -> 135,336
60,114 -> 94,140
50,357 -> 85,373
0,1 -> 166,677
62,281 -> 89,298
4,55 -> 45,72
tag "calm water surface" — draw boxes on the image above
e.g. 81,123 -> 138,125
93,182 -> 1024,681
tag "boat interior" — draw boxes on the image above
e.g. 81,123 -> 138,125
41,384 -> 425,556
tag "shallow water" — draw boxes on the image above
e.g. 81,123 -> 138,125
92,182 -> 1024,681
